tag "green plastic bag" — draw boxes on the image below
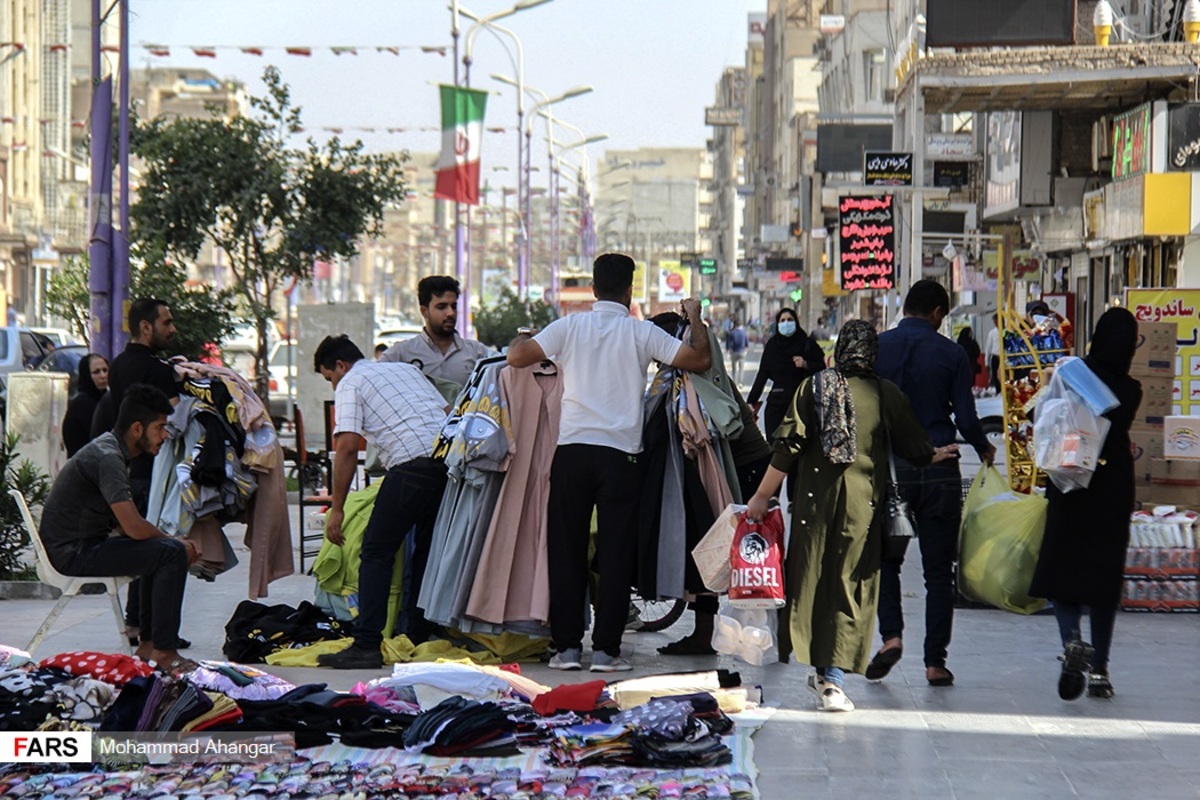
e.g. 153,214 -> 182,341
958,467 -> 1048,615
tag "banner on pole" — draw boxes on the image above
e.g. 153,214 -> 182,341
435,85 -> 488,205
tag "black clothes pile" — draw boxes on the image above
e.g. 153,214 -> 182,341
402,696 -> 519,757
238,684 -> 413,750
0,667 -> 73,731
223,600 -> 348,663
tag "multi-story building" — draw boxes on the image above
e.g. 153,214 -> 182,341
704,66 -> 750,322
128,67 -> 247,121
593,146 -> 711,315
891,0 -> 1197,357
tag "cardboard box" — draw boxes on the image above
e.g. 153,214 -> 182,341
1150,457 -> 1200,483
1139,376 -> 1175,425
1163,416 -> 1200,460
1137,482 -> 1200,507
1130,322 -> 1177,378
1130,424 -> 1164,483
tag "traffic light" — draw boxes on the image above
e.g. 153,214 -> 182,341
789,288 -> 803,303
698,257 -> 717,275
790,222 -> 802,238
700,296 -> 711,308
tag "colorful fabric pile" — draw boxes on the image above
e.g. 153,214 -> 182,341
0,646 -> 764,798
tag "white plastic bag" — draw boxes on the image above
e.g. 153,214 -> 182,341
1033,364 -> 1112,492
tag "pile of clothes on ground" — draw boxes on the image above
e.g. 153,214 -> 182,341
1,643 -> 759,798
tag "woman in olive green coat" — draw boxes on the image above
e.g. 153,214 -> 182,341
747,321 -> 957,712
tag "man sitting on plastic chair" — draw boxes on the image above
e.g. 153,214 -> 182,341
38,385 -> 201,677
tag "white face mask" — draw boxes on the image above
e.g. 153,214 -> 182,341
778,320 -> 797,337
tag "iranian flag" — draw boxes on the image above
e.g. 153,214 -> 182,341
435,84 -> 488,205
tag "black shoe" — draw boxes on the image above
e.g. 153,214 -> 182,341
317,643 -> 383,670
1087,671 -> 1114,699
1058,638 -> 1093,701
178,638 -> 191,650
865,646 -> 903,681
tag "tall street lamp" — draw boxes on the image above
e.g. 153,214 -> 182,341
494,75 -> 592,294
550,134 -> 606,292
455,1 -> 549,328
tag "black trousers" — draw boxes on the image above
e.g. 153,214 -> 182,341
547,444 -> 642,656
878,461 -> 963,668
124,477 -> 152,628
58,536 -> 189,650
354,457 -> 448,648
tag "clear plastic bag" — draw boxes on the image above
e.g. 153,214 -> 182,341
1032,359 -> 1113,493
713,600 -> 778,666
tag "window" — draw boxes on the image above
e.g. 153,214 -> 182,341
864,49 -> 886,103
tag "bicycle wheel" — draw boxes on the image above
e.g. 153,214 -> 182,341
630,595 -> 687,633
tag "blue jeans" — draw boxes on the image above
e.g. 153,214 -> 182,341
353,458 -> 447,648
878,461 -> 962,668
1054,601 -> 1117,672
817,666 -> 846,689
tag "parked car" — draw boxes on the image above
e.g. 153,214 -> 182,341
376,325 -> 423,351
267,340 -> 296,424
30,327 -> 78,347
35,344 -> 90,398
0,327 -> 59,420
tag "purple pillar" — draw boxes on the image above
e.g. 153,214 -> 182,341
110,0 -> 131,354
87,75 -> 113,358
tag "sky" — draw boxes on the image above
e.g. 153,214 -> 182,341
127,0 -> 765,191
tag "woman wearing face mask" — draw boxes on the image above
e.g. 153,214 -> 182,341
747,308 -> 827,446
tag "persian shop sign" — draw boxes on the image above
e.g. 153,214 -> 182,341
864,152 -> 913,186
1168,103 -> 1200,171
1112,103 -> 1152,181
838,195 -> 896,291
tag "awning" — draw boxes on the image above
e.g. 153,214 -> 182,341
908,44 -> 1200,114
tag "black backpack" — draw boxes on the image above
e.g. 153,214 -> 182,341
223,599 -> 347,663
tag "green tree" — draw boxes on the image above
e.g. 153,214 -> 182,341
471,288 -> 558,349
129,245 -> 239,361
41,250 -> 239,362
0,433 -> 51,581
130,66 -> 408,398
45,256 -> 91,347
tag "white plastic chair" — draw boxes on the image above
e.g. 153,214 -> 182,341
8,489 -> 131,655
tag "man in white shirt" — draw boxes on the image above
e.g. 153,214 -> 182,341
312,334 -> 450,670
507,253 -> 712,672
379,275 -> 493,389
984,312 -> 1001,392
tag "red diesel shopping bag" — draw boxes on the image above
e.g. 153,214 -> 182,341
728,508 -> 786,608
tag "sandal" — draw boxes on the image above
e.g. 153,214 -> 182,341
865,646 -> 903,681
157,656 -> 200,679
657,638 -> 717,656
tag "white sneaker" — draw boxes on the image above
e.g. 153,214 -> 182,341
548,648 -> 582,671
820,686 -> 855,712
590,653 -> 634,673
806,671 -> 826,698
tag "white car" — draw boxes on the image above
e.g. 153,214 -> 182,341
267,340 -> 296,422
376,325 -> 424,351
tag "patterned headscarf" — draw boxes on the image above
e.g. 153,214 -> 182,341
813,320 -> 879,463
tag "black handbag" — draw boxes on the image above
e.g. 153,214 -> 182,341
882,416 -> 917,561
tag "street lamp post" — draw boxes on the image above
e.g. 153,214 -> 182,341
549,134 -> 606,294
457,1 -> 548,331
493,75 -> 592,296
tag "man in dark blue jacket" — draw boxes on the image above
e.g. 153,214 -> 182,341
869,280 -> 995,687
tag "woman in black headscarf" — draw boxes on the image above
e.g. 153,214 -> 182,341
1030,307 -> 1142,701
746,320 -> 957,712
746,308 -> 827,443
62,353 -> 109,457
